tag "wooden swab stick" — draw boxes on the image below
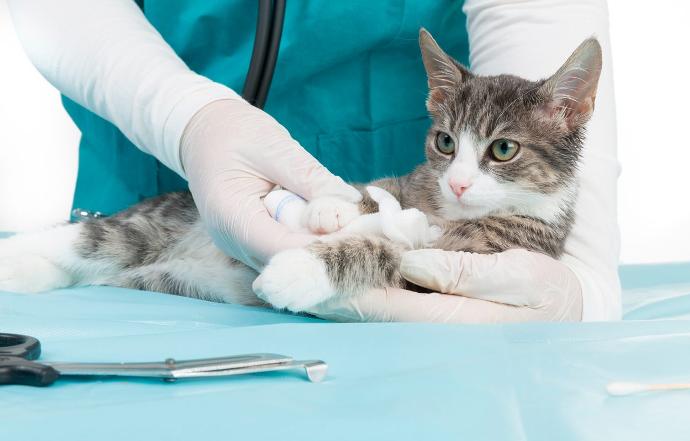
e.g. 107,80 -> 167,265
607,382 -> 690,396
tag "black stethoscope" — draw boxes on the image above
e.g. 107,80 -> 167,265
135,0 -> 286,109
242,0 -> 286,108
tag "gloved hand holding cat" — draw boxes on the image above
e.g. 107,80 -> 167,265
180,99 -> 363,272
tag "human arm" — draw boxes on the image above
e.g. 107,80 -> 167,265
8,0 -> 360,269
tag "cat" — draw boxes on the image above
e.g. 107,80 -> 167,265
0,29 -> 602,314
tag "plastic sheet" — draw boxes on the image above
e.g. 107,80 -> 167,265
1,263 -> 690,440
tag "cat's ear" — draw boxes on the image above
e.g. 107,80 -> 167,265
541,38 -> 602,129
419,28 -> 469,109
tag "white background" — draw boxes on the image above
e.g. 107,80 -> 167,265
0,0 -> 688,264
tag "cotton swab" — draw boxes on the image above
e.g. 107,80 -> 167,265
607,381 -> 690,396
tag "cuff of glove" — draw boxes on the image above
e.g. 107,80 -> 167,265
162,78 -> 241,177
561,254 -> 622,322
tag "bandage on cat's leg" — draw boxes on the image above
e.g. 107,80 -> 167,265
366,186 -> 442,249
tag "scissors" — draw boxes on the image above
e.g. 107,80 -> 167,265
0,333 -> 327,386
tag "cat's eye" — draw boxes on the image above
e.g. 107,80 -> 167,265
490,139 -> 520,162
435,132 -> 455,155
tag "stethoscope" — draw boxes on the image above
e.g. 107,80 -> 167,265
242,0 -> 286,108
136,0 -> 285,109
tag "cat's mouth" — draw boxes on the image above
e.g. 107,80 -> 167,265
436,193 -> 496,221
454,198 -> 479,207
442,189 -> 482,208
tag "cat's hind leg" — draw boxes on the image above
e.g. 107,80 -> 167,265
103,233 -> 262,306
0,214 -> 261,304
109,258 -> 260,305
0,221 -> 131,293
0,223 -> 84,293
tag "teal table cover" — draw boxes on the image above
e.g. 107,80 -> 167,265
2,262 -> 690,440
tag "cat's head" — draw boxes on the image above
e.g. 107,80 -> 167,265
419,29 -> 602,222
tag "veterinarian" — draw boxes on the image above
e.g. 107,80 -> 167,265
7,0 -> 619,322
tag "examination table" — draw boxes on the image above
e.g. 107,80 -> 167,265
2,260 -> 690,440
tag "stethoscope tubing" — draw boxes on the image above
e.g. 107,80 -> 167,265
242,0 -> 286,108
135,0 -> 286,109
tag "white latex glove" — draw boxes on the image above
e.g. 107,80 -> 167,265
308,249 -> 582,323
181,99 -> 362,270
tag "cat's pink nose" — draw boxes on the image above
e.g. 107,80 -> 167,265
448,179 -> 471,198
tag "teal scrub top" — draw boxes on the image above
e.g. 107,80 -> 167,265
64,0 -> 469,215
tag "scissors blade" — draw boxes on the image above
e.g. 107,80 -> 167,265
43,354 -> 301,379
170,353 -> 293,375
43,354 -> 292,378
175,359 -> 328,383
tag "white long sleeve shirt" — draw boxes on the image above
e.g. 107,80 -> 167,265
7,0 -> 621,320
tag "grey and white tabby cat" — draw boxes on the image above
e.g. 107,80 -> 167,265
0,30 -> 602,313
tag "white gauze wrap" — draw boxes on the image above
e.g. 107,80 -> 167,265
263,186 -> 441,249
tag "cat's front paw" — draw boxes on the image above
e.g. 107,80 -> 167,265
0,255 -> 72,293
302,197 -> 361,234
252,249 -> 336,312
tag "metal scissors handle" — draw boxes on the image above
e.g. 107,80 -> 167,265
0,333 -> 327,387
